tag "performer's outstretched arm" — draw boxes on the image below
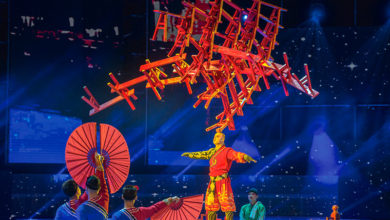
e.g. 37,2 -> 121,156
141,197 -> 180,219
139,201 -> 167,219
227,149 -> 257,163
94,153 -> 109,209
181,148 -> 215,160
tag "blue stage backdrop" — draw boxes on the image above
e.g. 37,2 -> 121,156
8,108 -> 81,163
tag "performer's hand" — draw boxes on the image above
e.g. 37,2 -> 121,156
163,197 -> 174,205
94,152 -> 104,171
244,154 -> 257,163
171,196 -> 180,203
181,152 -> 191,158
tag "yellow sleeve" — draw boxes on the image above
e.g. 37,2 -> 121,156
184,148 -> 215,160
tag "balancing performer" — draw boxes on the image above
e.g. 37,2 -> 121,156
76,152 -> 109,220
181,132 -> 257,220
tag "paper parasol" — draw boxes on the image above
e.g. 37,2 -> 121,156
151,194 -> 204,220
65,122 -> 130,193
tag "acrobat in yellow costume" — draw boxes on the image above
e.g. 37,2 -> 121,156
182,132 -> 257,220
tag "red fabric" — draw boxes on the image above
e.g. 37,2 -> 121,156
205,177 -> 236,212
127,201 -> 167,220
330,212 -> 340,220
69,192 -> 88,210
209,146 -> 246,177
89,169 -> 110,212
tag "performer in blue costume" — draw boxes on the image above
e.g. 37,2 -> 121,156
112,185 -> 179,220
55,179 -> 88,220
76,153 -> 109,220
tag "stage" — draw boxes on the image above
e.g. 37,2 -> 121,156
0,0 -> 389,219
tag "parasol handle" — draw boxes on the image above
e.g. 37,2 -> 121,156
97,154 -> 104,163
94,152 -> 105,170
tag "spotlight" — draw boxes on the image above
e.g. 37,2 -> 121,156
242,14 -> 248,22
386,2 -> 390,20
241,14 -> 249,24
309,3 -> 325,24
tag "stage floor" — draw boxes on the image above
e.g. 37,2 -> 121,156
18,218 -> 370,220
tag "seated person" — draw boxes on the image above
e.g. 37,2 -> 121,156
55,179 -> 88,219
239,188 -> 266,220
112,185 -> 179,220
76,153 -> 109,220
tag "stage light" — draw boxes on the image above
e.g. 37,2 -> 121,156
309,3 -> 325,24
249,146 -> 292,182
238,13 -> 248,25
386,2 -> 390,20
308,118 -> 339,184
241,14 -> 248,24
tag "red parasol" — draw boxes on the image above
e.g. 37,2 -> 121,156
65,122 -> 130,194
99,123 -> 130,193
151,194 -> 204,220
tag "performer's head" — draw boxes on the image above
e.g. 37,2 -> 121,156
86,175 -> 101,195
332,205 -> 339,212
213,132 -> 225,146
122,185 -> 139,203
62,179 -> 81,200
247,188 -> 259,203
